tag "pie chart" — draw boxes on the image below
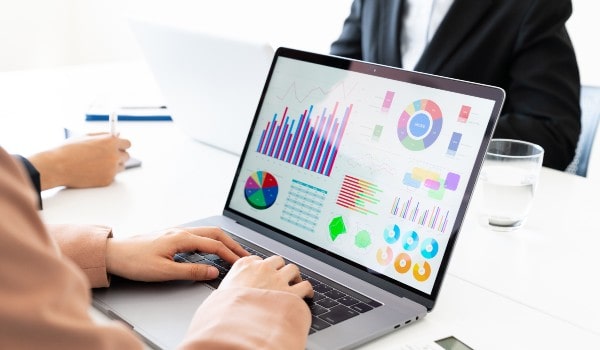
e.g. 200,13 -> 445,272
397,99 -> 443,151
244,171 -> 279,210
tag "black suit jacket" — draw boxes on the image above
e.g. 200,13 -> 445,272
330,0 -> 581,170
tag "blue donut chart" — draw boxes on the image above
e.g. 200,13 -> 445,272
383,224 -> 401,244
420,237 -> 439,259
402,230 -> 419,251
397,99 -> 443,151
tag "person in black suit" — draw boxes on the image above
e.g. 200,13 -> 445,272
330,0 -> 581,171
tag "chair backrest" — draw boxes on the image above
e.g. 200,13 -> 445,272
565,85 -> 600,177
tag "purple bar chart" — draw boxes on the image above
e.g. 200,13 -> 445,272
256,102 -> 353,176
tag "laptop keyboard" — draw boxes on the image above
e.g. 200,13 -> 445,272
174,239 -> 382,334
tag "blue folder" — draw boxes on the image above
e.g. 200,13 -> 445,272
85,113 -> 172,121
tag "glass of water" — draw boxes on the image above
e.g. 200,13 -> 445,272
479,139 -> 544,231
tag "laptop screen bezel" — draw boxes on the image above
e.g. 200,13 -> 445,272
223,47 -> 504,310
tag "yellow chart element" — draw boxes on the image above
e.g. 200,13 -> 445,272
413,261 -> 431,282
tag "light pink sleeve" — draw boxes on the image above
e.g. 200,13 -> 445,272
180,287 -> 312,350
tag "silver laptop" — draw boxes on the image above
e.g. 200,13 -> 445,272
129,18 -> 273,155
93,48 -> 505,349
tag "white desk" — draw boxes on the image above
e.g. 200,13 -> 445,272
4,63 -> 600,349
449,168 -> 600,336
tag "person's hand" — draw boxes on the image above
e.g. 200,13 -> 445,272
219,255 -> 314,299
105,226 -> 250,282
28,132 -> 131,190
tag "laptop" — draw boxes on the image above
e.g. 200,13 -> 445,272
93,47 -> 505,349
128,18 -> 274,155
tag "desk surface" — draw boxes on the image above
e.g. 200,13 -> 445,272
41,121 -> 600,350
3,63 -> 599,349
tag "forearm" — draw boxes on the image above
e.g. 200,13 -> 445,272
28,148 -> 67,190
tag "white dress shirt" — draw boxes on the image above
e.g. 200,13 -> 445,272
401,0 -> 455,70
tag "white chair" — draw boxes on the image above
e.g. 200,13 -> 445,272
565,85 -> 600,177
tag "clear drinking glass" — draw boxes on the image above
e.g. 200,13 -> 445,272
479,139 -> 544,231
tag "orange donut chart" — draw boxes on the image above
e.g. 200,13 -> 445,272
394,253 -> 412,273
413,261 -> 432,282
376,246 -> 393,266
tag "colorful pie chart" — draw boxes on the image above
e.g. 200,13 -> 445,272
244,171 -> 279,210
397,99 -> 443,151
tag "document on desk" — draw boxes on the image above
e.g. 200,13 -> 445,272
85,106 -> 172,121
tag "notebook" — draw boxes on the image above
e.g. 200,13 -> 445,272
128,18 -> 274,155
93,47 -> 505,349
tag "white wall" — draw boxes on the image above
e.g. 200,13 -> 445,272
1,0 -> 597,84
0,0 -> 353,71
567,1 -> 600,85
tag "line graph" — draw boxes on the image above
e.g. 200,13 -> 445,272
275,80 -> 359,104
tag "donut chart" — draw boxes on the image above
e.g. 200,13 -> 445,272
376,246 -> 393,266
420,238 -> 439,259
397,99 -> 443,151
383,224 -> 401,244
402,230 -> 419,251
244,171 -> 279,210
394,253 -> 412,274
413,261 -> 432,282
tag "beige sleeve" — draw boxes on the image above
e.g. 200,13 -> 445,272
48,223 -> 113,288
1,147 -> 311,349
0,148 -> 143,349
180,287 -> 312,350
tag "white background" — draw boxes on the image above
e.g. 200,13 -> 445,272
1,0 -> 598,85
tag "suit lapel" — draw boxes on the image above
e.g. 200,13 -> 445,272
414,0 -> 493,73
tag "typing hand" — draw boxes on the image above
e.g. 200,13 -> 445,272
105,226 -> 250,282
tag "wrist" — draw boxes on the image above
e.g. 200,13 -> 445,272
28,149 -> 66,190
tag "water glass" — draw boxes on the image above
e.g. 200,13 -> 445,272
479,139 -> 544,231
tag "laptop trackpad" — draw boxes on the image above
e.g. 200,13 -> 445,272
93,277 -> 214,349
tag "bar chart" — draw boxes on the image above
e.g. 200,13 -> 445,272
256,102 -> 352,176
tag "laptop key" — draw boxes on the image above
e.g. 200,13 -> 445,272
207,278 -> 222,289
313,284 -> 333,294
308,303 -> 329,316
349,302 -> 373,313
312,292 -> 326,301
185,253 -> 206,263
325,289 -> 345,300
319,305 -> 359,325
338,295 -> 359,306
310,316 -> 331,331
203,254 -> 221,261
316,297 -> 339,309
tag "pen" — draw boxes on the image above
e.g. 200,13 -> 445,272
109,110 -> 118,136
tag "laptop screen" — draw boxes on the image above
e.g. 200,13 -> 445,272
226,48 -> 503,298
